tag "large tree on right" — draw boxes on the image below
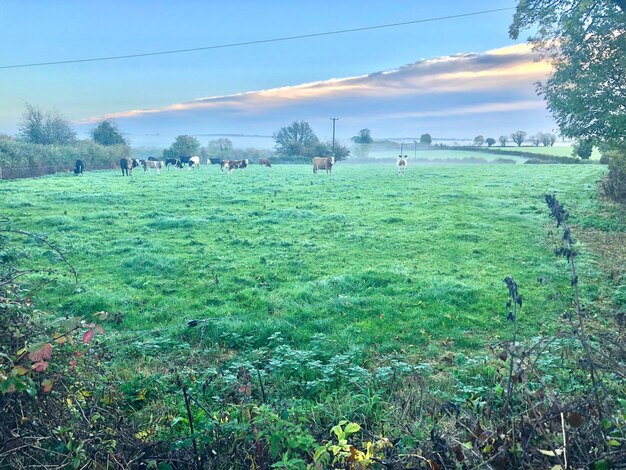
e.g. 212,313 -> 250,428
510,1 -> 626,199
510,0 -> 625,143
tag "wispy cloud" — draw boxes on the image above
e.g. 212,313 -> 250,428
77,43 -> 555,141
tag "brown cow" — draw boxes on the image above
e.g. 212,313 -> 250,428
258,158 -> 272,168
397,155 -> 408,175
312,156 -> 335,175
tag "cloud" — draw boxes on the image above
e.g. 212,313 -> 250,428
77,43 -> 555,141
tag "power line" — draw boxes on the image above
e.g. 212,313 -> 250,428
0,7 -> 515,70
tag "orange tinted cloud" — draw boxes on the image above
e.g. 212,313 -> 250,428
79,43 -> 551,124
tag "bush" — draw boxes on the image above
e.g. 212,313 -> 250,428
0,135 -> 129,178
602,156 -> 626,203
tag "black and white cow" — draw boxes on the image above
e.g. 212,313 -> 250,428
165,158 -> 179,170
73,159 -> 84,176
227,159 -> 249,173
141,159 -> 164,174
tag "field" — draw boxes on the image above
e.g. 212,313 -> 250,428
0,163 -> 612,348
485,145 -> 603,159
350,147 -> 525,162
1,162 -> 624,466
349,142 -> 603,161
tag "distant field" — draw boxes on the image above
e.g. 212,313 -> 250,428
485,145 -> 602,159
349,142 -> 602,161
350,147 -> 525,162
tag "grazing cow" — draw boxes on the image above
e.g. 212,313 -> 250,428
120,157 -> 133,176
220,160 -> 230,173
177,156 -> 192,169
165,158 -> 179,170
227,159 -> 249,173
73,159 -> 84,176
206,158 -> 213,167
189,156 -> 200,169
397,155 -> 408,175
141,159 -> 164,174
258,158 -> 272,168
312,156 -> 335,175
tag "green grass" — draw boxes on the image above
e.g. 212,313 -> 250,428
0,163 -> 612,358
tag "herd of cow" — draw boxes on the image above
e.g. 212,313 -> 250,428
72,154 -> 408,177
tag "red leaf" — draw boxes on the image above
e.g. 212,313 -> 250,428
32,361 -> 49,372
82,329 -> 95,344
28,343 -> 53,362
69,356 -> 77,372
95,325 -> 105,334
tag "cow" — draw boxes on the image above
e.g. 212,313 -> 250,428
258,158 -> 272,168
312,156 -> 335,175
220,160 -> 230,173
206,158 -> 213,167
189,156 -> 200,169
165,158 -> 179,170
177,156 -> 192,169
227,159 -> 249,173
120,157 -> 133,176
73,159 -> 84,176
141,159 -> 164,174
397,155 -> 408,175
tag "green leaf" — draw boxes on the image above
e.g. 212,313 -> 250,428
313,446 -> 327,462
344,422 -> 361,435
607,439 -> 620,447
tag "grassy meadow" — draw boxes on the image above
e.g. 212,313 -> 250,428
1,161 -> 623,465
1,163 -> 612,351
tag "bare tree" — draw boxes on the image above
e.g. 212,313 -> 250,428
18,104 -> 76,145
510,130 -> 527,147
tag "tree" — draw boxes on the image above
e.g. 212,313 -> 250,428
510,1 -> 626,200
486,138 -> 496,147
499,135 -> 509,147
208,138 -> 233,153
510,131 -> 527,147
163,135 -> 201,159
474,135 -> 485,147
90,120 -> 128,146
18,104 -> 76,145
420,133 -> 432,146
273,121 -> 319,156
540,133 -> 557,147
573,139 -> 593,159
510,1 -> 625,146
351,129 -> 373,144
530,134 -> 541,146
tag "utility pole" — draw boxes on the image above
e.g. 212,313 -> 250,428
330,117 -> 339,155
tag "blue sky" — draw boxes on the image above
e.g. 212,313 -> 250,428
0,1 -> 557,146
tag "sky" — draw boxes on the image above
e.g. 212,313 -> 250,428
0,0 -> 558,147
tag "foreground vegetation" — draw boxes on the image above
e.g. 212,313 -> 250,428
1,164 -> 624,468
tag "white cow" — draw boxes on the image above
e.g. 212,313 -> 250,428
397,155 -> 408,175
142,159 -> 164,174
189,156 -> 200,169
